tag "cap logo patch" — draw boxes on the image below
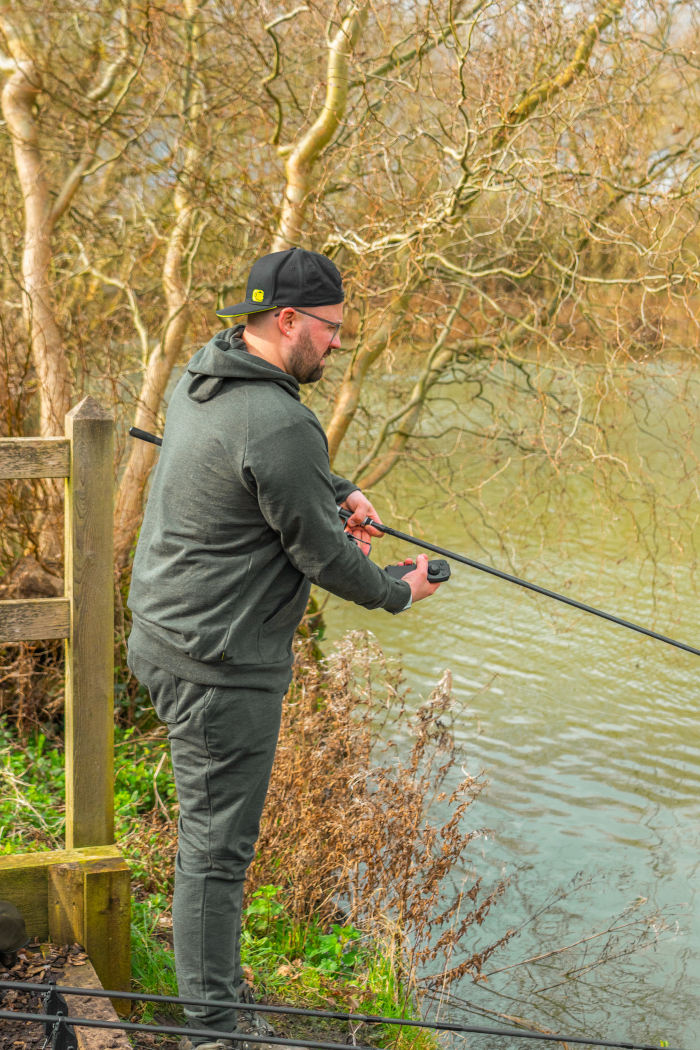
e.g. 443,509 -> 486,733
252,289 -> 265,302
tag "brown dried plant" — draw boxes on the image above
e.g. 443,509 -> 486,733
119,629 -> 510,989
250,630 -> 511,988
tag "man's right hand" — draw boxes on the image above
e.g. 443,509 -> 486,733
399,555 -> 442,603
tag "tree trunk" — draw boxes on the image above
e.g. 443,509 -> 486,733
271,4 -> 368,251
113,182 -> 194,565
2,63 -> 70,437
326,275 -> 416,465
113,0 -> 204,565
327,334 -> 389,467
354,348 -> 454,488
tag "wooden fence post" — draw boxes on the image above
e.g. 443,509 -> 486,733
64,396 -> 115,849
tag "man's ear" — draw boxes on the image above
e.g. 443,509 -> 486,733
276,307 -> 297,337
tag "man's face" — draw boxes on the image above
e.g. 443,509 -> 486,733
286,304 -> 343,385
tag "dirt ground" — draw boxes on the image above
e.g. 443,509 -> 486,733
127,1008 -> 353,1050
0,947 -> 359,1050
0,941 -> 89,1049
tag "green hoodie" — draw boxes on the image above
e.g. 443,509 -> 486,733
127,326 -> 411,685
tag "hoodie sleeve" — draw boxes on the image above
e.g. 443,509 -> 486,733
245,417 -> 410,613
331,473 -> 360,504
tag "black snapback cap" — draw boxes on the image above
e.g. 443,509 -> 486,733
216,247 -> 344,317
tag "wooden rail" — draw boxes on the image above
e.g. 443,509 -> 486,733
0,598 -> 71,641
0,437 -> 70,479
0,398 -> 114,847
0,398 -> 128,1000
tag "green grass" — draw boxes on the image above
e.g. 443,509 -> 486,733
0,719 -> 436,1049
130,895 -> 181,1023
131,886 -> 435,1048
0,725 -> 65,852
0,720 -> 176,856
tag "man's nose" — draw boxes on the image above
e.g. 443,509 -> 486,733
329,330 -> 342,350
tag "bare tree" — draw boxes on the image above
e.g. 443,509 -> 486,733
0,1 -> 142,437
1,0 -> 699,609
111,0 -> 207,563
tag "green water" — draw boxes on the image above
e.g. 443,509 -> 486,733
318,373 -> 700,1045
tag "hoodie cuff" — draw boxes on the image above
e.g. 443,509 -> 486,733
390,590 -> 412,615
332,475 -> 361,504
383,578 -> 412,614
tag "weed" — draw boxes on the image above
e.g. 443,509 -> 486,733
250,632 -> 511,991
0,721 -> 176,862
130,895 -> 181,1023
0,723 -> 64,852
0,629 -> 509,1023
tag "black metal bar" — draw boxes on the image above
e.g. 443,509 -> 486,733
0,1008 -> 685,1050
0,979 -> 433,1027
129,426 -> 162,447
359,514 -> 700,659
0,994 -> 685,1050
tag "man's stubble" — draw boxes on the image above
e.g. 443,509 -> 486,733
288,326 -> 327,385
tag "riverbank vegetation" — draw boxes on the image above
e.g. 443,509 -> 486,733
0,624 -> 507,1040
0,0 -> 698,742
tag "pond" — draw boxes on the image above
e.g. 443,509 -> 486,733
320,369 -> 700,1047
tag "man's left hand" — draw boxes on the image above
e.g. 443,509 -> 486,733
341,491 -> 384,558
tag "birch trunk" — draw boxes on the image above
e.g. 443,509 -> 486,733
2,61 -> 70,436
113,181 -> 195,565
271,4 -> 368,251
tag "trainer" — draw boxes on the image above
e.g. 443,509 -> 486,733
127,247 -> 441,1050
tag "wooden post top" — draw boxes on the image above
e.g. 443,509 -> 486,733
66,396 -> 113,422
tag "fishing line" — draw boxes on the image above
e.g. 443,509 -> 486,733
119,430 -> 686,1047
373,582 -> 629,718
416,622 -> 584,717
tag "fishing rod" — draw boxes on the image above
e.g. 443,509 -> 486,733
129,426 -> 700,659
0,981 -> 686,1050
339,508 -> 700,660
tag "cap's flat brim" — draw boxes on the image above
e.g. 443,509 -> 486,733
216,301 -> 276,317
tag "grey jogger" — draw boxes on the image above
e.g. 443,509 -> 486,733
128,652 -> 291,1035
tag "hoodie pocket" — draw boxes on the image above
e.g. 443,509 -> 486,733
140,666 -> 183,725
258,575 -> 311,663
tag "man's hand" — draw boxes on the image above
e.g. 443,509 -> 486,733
397,556 -> 442,603
341,491 -> 384,557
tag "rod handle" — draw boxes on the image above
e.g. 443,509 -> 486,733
129,426 -> 162,447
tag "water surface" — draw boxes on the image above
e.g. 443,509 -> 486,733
320,385 -> 700,1046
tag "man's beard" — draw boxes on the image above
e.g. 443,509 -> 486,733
288,328 -> 327,384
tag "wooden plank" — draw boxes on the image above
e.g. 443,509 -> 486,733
0,846 -> 123,942
48,861 -> 84,946
0,858 -> 50,940
0,597 -> 70,642
64,397 -> 115,850
0,845 -> 122,870
83,858 -> 131,1005
0,437 -> 70,479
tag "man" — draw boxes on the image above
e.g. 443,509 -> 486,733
127,247 -> 441,1050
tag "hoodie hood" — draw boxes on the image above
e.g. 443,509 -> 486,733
187,325 -> 301,403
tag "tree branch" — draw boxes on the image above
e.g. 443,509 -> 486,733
492,0 -> 625,151
272,2 -> 369,250
262,6 -> 309,146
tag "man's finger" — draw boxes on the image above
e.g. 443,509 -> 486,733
347,515 -> 383,537
363,505 -> 385,537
